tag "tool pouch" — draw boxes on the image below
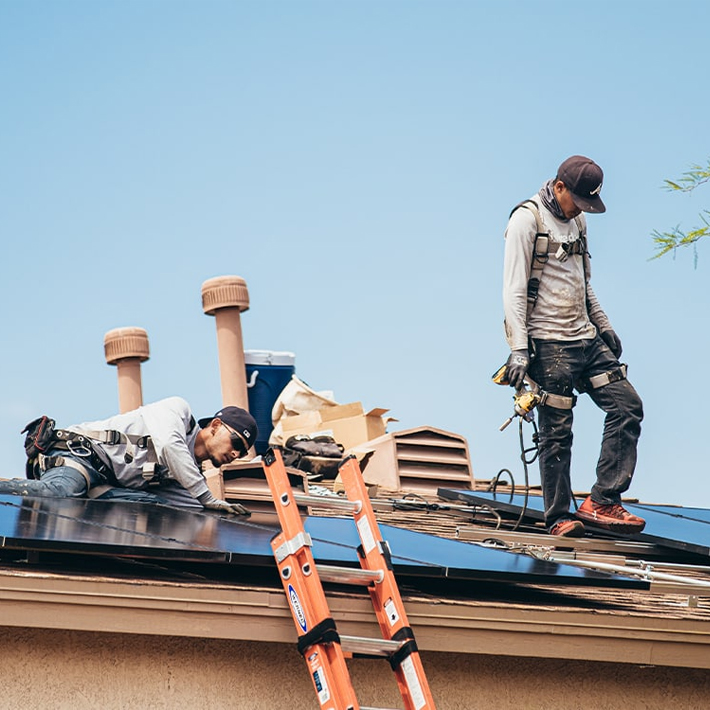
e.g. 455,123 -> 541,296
21,415 -> 58,480
22,415 -> 57,459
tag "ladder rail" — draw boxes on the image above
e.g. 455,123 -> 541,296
339,456 -> 437,710
263,448 -> 360,710
262,447 -> 437,710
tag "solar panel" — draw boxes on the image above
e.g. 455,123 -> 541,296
0,493 -> 647,589
438,488 -> 710,558
631,503 -> 710,526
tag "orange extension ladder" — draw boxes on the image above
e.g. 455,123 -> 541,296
262,447 -> 436,710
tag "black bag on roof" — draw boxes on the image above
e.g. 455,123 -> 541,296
282,434 -> 345,480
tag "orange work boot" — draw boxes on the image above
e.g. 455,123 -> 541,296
576,495 -> 646,534
549,519 -> 585,537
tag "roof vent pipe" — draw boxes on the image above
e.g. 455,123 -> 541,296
104,327 -> 150,413
201,275 -> 250,410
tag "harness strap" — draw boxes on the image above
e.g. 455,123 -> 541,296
36,454 -> 118,498
512,200 -> 587,314
37,453 -> 93,489
141,462 -> 170,487
539,390 -> 577,410
525,376 -> 576,410
525,365 -> 627,410
54,428 -> 172,487
515,200 -> 548,310
87,484 -> 114,499
587,364 -> 627,390
55,428 -> 152,464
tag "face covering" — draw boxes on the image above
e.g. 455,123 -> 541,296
538,179 -> 567,221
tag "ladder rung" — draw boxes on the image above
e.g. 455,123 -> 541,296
265,450 -> 435,709
340,635 -> 404,657
293,492 -> 362,513
316,564 -> 384,586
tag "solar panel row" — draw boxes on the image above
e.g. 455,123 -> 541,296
0,493 -> 647,589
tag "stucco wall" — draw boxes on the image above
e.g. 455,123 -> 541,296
1,627 -> 709,709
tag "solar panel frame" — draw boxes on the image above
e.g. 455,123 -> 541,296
0,494 -> 648,589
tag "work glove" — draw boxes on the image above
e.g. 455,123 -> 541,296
505,349 -> 530,390
601,330 -> 623,359
198,491 -> 251,517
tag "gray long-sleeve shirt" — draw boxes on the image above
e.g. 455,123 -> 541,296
503,195 -> 611,351
69,396 -> 209,499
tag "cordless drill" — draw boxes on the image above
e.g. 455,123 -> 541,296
492,364 -> 541,431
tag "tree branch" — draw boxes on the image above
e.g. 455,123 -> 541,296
652,159 -> 710,260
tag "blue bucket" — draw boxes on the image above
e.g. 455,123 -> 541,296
245,350 -> 296,454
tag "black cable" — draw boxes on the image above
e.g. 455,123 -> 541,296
488,468 -> 515,499
509,416 -> 540,532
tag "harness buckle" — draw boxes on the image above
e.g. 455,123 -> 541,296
141,463 -> 168,487
527,277 -> 540,304
606,368 -> 625,385
105,430 -> 122,446
533,234 -> 549,264
555,244 -> 569,262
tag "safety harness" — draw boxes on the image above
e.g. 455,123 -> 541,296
23,416 -> 196,490
509,200 -> 628,408
512,199 -> 587,314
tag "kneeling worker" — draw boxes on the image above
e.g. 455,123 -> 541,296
0,396 -> 255,516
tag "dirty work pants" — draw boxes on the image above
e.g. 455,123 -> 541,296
528,336 -> 643,528
0,449 -> 106,498
0,451 -> 173,504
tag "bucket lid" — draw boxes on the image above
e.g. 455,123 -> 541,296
244,349 -> 296,366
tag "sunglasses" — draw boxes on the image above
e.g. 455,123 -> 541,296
221,422 -> 248,457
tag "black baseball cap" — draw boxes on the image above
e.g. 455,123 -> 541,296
556,155 -> 606,213
198,406 -> 258,447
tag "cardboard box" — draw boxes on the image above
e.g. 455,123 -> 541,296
203,464 -> 225,499
281,401 -> 392,451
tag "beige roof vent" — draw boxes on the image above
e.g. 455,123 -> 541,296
201,275 -> 250,411
104,327 -> 150,413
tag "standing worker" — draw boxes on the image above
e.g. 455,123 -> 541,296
502,155 -> 645,537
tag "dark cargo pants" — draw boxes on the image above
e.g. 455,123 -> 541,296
528,336 -> 643,528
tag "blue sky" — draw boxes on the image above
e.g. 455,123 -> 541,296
1,0 -> 709,507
